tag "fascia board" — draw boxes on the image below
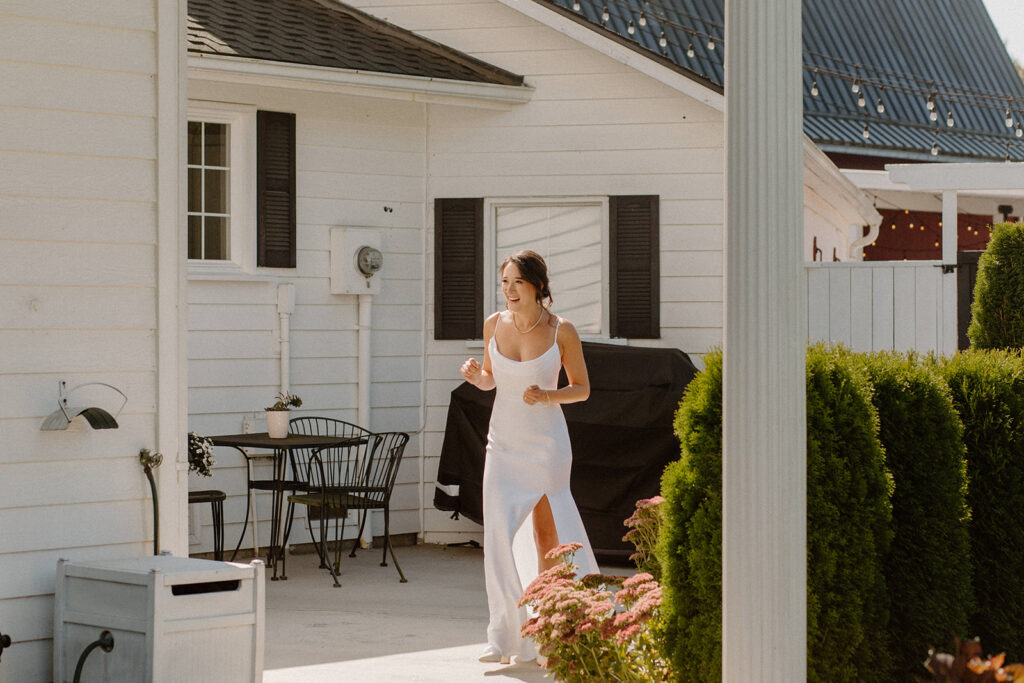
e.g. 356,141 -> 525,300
494,0 -> 724,112
187,54 -> 534,109
887,162 -> 1024,191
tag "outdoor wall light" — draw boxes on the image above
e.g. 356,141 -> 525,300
40,380 -> 126,431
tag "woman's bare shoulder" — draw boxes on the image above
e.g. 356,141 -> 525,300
551,315 -> 581,341
484,311 -> 501,334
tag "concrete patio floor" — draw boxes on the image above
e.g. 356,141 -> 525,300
261,542 -> 558,682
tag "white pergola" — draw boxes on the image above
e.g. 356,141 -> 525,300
887,162 -> 1024,353
723,0 -> 806,679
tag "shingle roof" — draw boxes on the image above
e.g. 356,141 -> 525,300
187,0 -> 525,87
535,0 -> 1024,162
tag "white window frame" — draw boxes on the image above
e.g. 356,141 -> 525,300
483,196 -> 610,339
187,102 -> 257,276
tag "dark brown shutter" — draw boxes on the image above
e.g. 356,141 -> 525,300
434,198 -> 483,339
257,110 -> 296,268
610,195 -> 660,338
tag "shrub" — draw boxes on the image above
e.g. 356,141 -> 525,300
854,352 -> 972,679
657,346 -> 893,682
939,350 -> 1024,660
968,221 -> 1024,349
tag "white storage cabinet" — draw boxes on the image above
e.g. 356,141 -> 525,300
54,555 -> 264,683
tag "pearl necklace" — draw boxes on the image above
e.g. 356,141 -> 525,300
512,307 -> 546,334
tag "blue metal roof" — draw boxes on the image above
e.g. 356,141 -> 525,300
536,0 -> 1024,161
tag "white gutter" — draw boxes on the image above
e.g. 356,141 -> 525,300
493,0 -> 723,112
188,55 -> 534,110
277,283 -> 296,397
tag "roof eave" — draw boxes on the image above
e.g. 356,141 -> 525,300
187,53 -> 535,109
494,0 -> 723,112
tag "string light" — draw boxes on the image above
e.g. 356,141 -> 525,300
931,140 -> 939,156
573,0 -> 580,10
627,19 -> 635,34
686,42 -> 695,58
946,111 -> 954,127
811,69 -> 819,96
876,97 -> 885,114
857,90 -> 866,108
602,5 -> 609,22
852,78 -> 860,94
1006,107 -> 1014,127
658,31 -> 667,47
1017,122 -> 1023,138
926,93 -> 935,111
862,122 -> 870,139
707,37 -> 715,50
929,108 -> 939,122
638,10 -> 646,26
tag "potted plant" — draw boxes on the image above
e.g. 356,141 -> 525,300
187,432 -> 215,476
265,392 -> 301,438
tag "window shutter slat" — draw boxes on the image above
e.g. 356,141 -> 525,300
435,198 -> 483,339
257,110 -> 296,268
610,195 -> 659,338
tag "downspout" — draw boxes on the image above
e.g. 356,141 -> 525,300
277,283 -> 296,396
358,292 -> 373,547
417,101 -> 431,543
848,219 -> 881,261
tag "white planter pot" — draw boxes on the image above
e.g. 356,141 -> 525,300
266,410 -> 290,439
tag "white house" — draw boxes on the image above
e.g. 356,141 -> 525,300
0,0 -> 877,679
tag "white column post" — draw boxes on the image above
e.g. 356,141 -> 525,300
723,0 -> 807,679
941,190 -> 958,354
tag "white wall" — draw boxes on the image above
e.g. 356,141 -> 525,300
0,1 -> 176,680
185,82 -> 428,553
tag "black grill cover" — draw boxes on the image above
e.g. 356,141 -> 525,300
434,342 -> 697,559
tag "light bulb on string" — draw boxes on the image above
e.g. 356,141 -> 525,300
1016,122 -> 1023,138
931,140 -> 939,156
572,0 -> 580,10
851,78 -> 860,94
811,79 -> 819,97
687,42 -> 695,58
876,97 -> 885,114
929,109 -> 938,122
627,20 -> 635,34
946,111 -> 954,127
1006,107 -> 1014,128
638,11 -> 647,26
707,37 -> 715,50
862,122 -> 870,140
926,94 -> 935,111
601,5 -> 609,22
659,31 -> 667,48
857,90 -> 866,108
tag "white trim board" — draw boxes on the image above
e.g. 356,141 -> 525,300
188,55 -> 534,109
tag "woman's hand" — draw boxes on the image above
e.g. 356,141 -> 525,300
461,358 -> 484,386
523,384 -> 552,406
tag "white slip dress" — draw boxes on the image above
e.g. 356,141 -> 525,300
482,314 -> 599,659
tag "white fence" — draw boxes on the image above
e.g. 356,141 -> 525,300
805,261 -> 955,354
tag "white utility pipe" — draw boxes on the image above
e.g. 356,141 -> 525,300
358,293 -> 373,547
277,283 -> 296,396
848,220 -> 880,261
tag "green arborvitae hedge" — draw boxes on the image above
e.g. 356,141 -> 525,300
657,346 -> 893,682
968,221 -> 1024,349
657,349 -> 723,683
856,352 -> 972,679
940,350 -> 1024,660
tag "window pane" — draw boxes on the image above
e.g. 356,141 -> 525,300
187,215 -> 202,259
495,204 -> 602,334
204,216 -> 229,260
188,122 -> 202,165
187,168 -> 202,212
204,123 -> 228,167
204,169 -> 229,214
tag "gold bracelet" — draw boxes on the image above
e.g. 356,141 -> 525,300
544,390 -> 552,405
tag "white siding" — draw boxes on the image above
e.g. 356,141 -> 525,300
185,82 -> 428,553
0,1 -> 164,680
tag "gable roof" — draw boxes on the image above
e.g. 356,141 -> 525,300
533,0 -> 1024,162
187,0 -> 525,87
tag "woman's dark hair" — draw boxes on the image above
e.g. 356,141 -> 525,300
500,250 -> 553,306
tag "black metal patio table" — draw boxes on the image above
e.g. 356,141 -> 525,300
207,432 -> 363,581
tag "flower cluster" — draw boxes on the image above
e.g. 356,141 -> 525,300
623,495 -> 665,580
519,541 -> 669,682
187,432 -> 215,477
924,636 -> 1024,682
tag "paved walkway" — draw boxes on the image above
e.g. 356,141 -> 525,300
262,542 -> 550,682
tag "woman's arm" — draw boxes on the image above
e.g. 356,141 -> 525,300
460,312 -> 499,391
523,319 -> 590,406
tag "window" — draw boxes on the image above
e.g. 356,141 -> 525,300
186,105 -> 296,274
486,200 -> 607,336
434,195 -> 659,340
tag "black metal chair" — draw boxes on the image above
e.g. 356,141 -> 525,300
188,489 -> 226,561
285,430 -> 410,587
282,417 -> 373,576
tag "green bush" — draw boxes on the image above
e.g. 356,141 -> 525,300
855,352 -> 971,680
939,349 -> 1024,660
968,221 -> 1024,349
657,346 -> 893,682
